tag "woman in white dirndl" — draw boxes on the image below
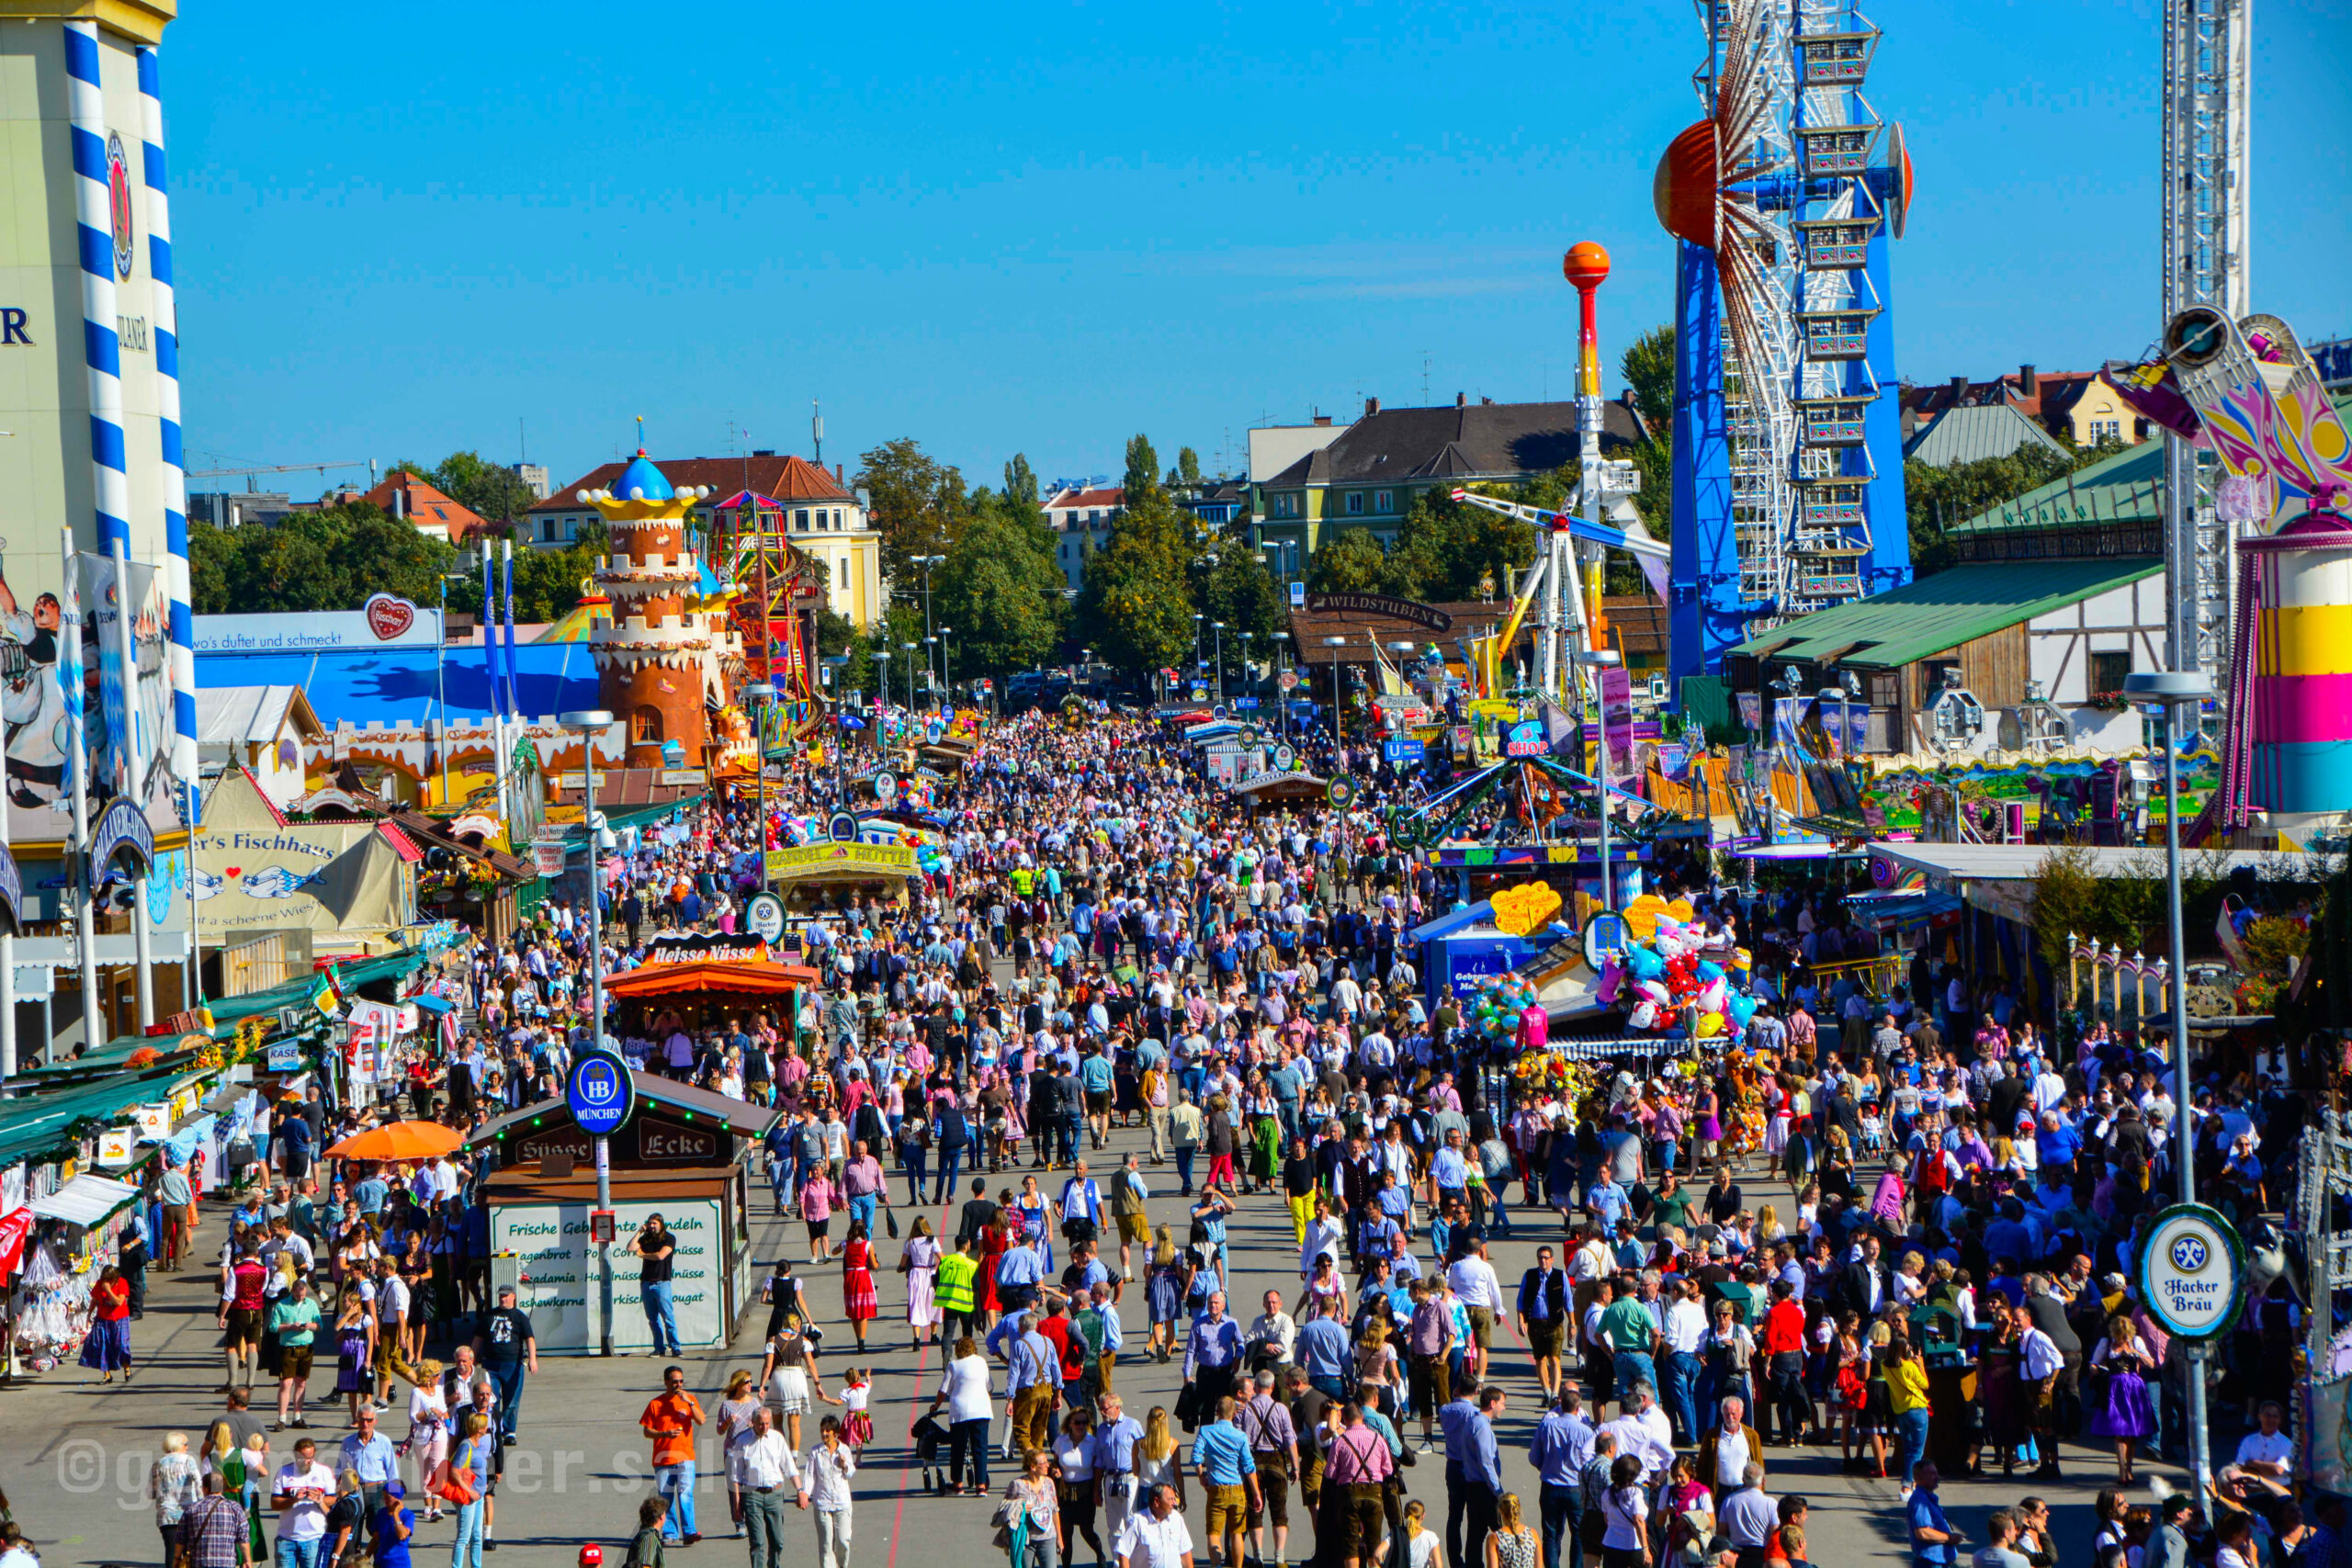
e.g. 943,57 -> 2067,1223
900,1218 -> 943,1350
759,1323 -> 825,1452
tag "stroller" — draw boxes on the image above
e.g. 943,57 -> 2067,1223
911,1411 -> 950,1494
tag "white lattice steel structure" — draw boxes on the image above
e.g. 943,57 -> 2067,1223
1689,0 -> 1895,618
2161,0 -> 2252,697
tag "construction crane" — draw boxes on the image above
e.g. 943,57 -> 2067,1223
185,458 -> 372,479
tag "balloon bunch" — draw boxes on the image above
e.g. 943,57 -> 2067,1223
1466,972 -> 1543,1046
1594,913 -> 1761,1043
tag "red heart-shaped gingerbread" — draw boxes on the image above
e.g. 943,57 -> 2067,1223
366,594 -> 415,640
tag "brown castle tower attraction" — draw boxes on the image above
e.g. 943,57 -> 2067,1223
579,450 -> 723,768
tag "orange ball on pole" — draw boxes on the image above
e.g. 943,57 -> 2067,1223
1562,241 -> 1612,288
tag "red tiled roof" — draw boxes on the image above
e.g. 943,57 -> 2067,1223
532,454 -> 852,512
363,472 -> 492,542
1046,487 -> 1125,509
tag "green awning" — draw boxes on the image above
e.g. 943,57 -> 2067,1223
204,945 -> 436,1025
0,1063 -> 220,1169
1727,557 -> 2162,671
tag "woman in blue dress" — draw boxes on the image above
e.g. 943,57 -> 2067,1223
1013,1174 -> 1057,1276
2086,1312 -> 2158,1485
1143,1226 -> 1185,1363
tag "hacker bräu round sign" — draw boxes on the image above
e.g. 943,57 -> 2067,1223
2135,1202 -> 2244,1340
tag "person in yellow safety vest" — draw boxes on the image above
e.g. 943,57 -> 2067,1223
1010,865 -> 1035,897
934,1235 -> 981,1347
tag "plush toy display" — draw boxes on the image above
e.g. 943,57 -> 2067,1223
1588,909 -> 1759,1043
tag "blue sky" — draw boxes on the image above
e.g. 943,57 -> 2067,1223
168,0 -> 2350,498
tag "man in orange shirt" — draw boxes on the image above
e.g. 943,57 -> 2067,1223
639,1364 -> 707,1546
1758,1280 -> 1811,1446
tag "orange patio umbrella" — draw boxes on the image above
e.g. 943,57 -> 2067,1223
325,1121 -> 467,1162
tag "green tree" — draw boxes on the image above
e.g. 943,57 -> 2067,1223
1002,453 -> 1042,512
188,502 -> 464,614
1169,446 -> 1203,489
855,437 -> 969,586
1190,531 -> 1282,639
1382,486 -> 1540,602
1080,443 -> 1193,676
935,489 -> 1068,678
1306,529 -> 1387,593
1621,325 -> 1676,434
1905,446 -> 2080,577
1123,434 -> 1162,505
188,521 -> 244,615
431,451 -> 540,525
1612,325 -> 1677,584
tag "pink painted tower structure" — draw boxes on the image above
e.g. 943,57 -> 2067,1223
578,450 -> 724,768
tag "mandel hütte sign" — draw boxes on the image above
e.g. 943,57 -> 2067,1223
2136,1201 -> 2245,1339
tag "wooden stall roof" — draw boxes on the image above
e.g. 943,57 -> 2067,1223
465,1071 -> 780,1150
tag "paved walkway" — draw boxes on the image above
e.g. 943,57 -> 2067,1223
0,1109 -> 2179,1568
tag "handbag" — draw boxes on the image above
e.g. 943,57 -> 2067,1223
430,1457 -> 479,1507
886,1208 -> 900,1240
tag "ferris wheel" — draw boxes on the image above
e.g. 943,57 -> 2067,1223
1656,0 -> 1914,682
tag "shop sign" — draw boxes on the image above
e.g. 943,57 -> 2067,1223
132,1103 -> 171,1139
2137,1203 -> 2245,1340
744,894 -> 785,944
765,841 -> 916,878
644,933 -> 774,964
565,1054 -> 636,1138
532,839 -> 568,876
1504,721 -> 1549,758
266,1041 -> 302,1073
96,1128 -> 135,1168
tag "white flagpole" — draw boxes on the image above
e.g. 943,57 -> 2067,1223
113,539 -> 153,1030
65,529 -> 99,1050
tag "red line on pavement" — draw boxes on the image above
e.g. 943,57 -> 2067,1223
883,1182 -> 959,1568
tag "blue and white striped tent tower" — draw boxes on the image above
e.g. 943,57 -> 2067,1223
64,19 -> 129,554
137,42 -> 198,823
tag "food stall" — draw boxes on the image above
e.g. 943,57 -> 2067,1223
605,936 -> 822,1042
761,840 -> 920,916
468,1073 -> 776,1355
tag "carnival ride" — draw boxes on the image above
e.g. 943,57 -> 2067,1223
1655,0 -> 1913,687
2105,308 -> 2352,841
708,490 -> 824,728
1449,489 -> 1667,704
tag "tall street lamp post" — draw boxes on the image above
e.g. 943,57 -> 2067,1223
1322,635 -> 1349,744
2123,666 -> 2217,1492
1573,649 -> 1622,909
557,707 -> 616,1353
745,682 -> 775,895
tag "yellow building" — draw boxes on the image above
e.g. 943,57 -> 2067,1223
526,453 -> 887,628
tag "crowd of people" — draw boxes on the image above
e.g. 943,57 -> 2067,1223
87,703 -> 2317,1568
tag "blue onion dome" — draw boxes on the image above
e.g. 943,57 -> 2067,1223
613,449 -> 673,502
